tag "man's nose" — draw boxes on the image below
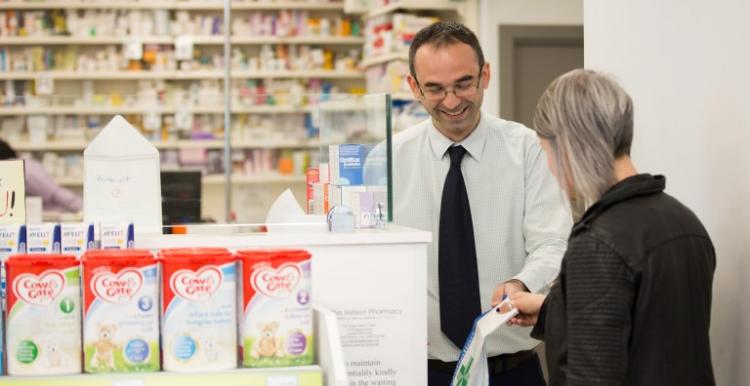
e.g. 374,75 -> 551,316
441,91 -> 462,110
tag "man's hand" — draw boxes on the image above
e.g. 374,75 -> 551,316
507,292 -> 546,327
491,279 -> 527,307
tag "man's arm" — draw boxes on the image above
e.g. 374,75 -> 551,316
513,137 -> 572,293
24,158 -> 82,212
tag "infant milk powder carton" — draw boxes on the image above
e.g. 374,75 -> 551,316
5,254 -> 82,375
0,224 -> 26,261
62,223 -> 96,258
82,249 -> 160,373
237,249 -> 313,367
99,222 -> 135,250
26,223 -> 62,253
160,248 -> 237,371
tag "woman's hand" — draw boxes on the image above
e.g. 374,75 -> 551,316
507,292 -> 546,327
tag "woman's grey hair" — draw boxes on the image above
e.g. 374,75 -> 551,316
532,69 -> 634,209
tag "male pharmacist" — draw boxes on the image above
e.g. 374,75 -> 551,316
391,21 -> 572,385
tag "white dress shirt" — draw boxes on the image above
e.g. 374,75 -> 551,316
391,113 -> 572,361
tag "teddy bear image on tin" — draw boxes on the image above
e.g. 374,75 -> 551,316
252,321 -> 285,358
91,323 -> 119,370
44,339 -> 63,367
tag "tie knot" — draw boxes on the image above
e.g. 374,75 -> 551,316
447,145 -> 467,168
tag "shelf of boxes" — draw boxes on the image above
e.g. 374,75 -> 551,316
0,35 -> 364,45
230,36 -> 364,45
0,70 -> 364,80
391,91 -> 416,101
0,0 -> 367,222
0,105 -> 335,115
0,106 -> 225,115
0,101 -> 373,115
0,36 -> 178,45
0,0 -> 347,11
57,173 -> 306,186
232,69 -> 364,79
11,139 -> 322,151
363,0 -> 466,19
360,51 -> 409,69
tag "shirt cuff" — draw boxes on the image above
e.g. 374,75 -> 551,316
512,272 -> 544,294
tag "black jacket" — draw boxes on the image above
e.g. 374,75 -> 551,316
532,174 -> 716,385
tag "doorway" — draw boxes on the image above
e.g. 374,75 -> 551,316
499,25 -> 584,127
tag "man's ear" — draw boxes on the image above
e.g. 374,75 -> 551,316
481,62 -> 491,89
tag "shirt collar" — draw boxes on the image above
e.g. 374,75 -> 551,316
427,113 -> 488,162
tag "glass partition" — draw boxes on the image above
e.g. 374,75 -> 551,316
227,92 -> 392,228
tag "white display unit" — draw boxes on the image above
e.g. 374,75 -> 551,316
138,224 -> 431,386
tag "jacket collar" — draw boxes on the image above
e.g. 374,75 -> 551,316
572,174 -> 666,235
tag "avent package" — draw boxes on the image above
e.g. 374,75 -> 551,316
82,249 -> 160,373
100,222 -> 134,249
5,254 -> 82,375
237,249 -> 313,368
26,223 -> 62,253
61,223 -> 95,258
0,224 -> 26,261
160,248 -> 237,371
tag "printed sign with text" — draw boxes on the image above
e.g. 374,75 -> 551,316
0,159 -> 26,224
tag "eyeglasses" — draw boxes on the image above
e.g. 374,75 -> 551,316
416,71 -> 482,101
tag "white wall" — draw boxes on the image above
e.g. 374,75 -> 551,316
585,1 -> 750,384
477,0 -> 583,117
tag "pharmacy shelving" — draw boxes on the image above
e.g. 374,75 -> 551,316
230,36 -> 364,45
0,0 -> 347,11
0,105 -> 327,115
0,70 -> 364,80
57,173 -> 306,186
0,106 -> 225,115
0,70 -> 224,80
0,0 -> 416,222
391,92 -> 416,101
232,70 -> 364,79
12,139 -> 322,151
362,0 -> 467,19
359,51 -> 409,69
0,35 -> 364,46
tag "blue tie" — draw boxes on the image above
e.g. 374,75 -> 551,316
439,145 -> 482,348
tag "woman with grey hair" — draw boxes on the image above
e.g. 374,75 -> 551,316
506,69 -> 716,385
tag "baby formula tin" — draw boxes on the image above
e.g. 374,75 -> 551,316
160,248 -> 237,371
5,254 -> 82,375
237,249 -> 313,368
82,249 -> 160,373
